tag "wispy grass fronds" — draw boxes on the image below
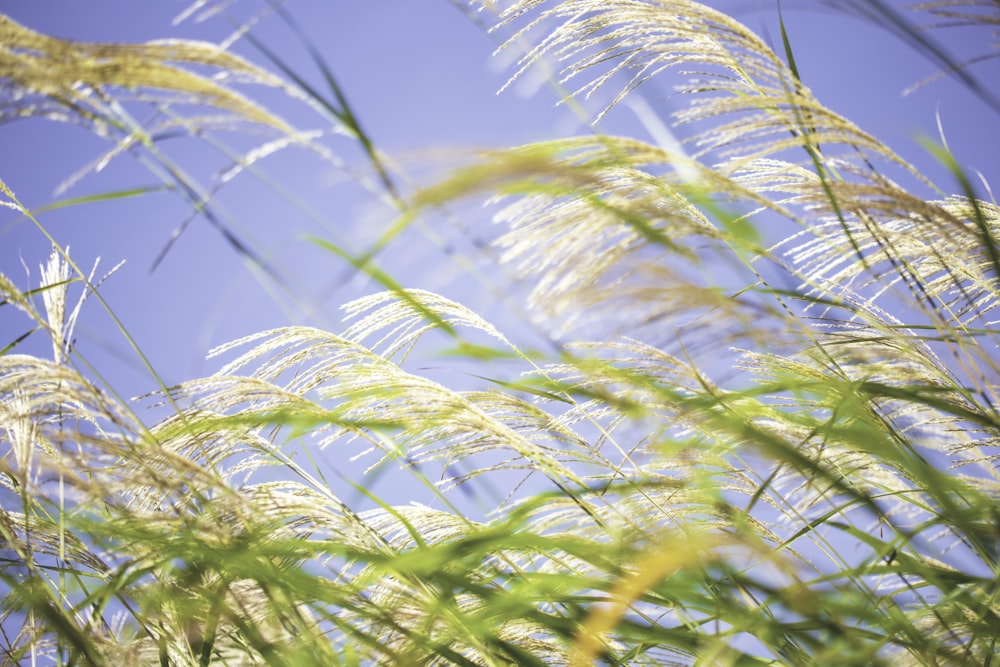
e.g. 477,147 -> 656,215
0,13 -> 288,132
3,0 -> 1000,665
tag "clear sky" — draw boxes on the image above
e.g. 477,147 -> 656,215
1,1 -> 582,394
1,0 -> 998,496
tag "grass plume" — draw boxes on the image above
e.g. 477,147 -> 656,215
1,1 -> 999,664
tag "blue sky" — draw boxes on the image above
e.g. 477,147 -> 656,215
1,0 -> 997,460
2,1 -> 575,394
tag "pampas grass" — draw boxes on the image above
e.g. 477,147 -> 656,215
1,1 -> 999,664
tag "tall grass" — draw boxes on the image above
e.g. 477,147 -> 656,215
1,1 -> 999,665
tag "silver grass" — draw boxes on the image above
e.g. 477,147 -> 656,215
3,0 -> 1000,664
0,13 -> 288,131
